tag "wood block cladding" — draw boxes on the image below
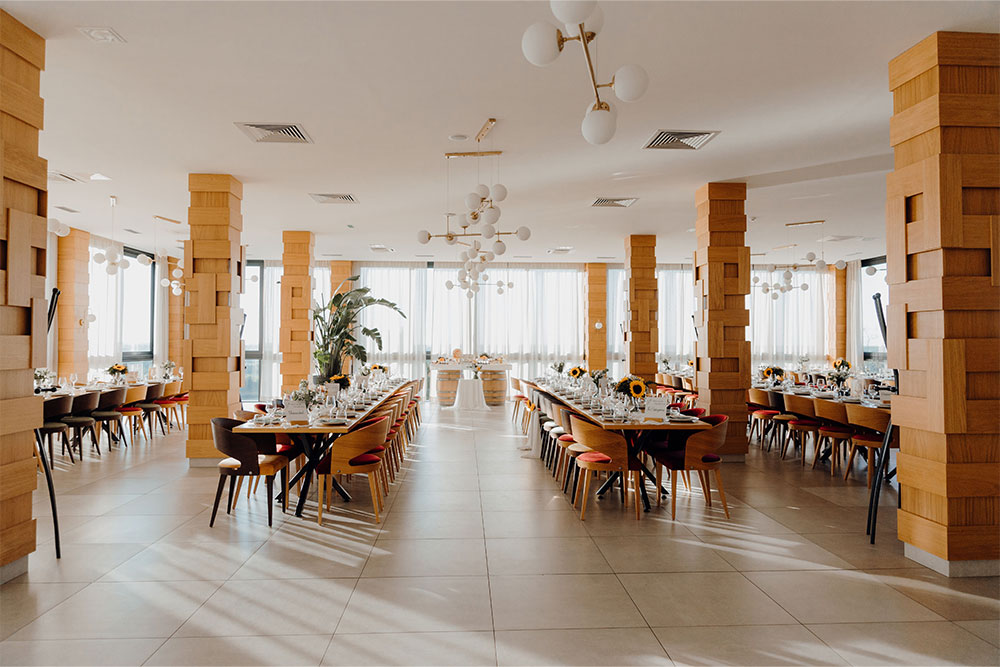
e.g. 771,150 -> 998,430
280,231 -> 314,394
886,31 -> 1000,562
0,9 -> 45,571
183,174 -> 244,459
834,267 -> 847,360
329,260 -> 354,296
167,256 -> 183,382
693,182 -> 750,456
584,263 -> 607,370
56,227 -> 89,378
624,236 -> 657,380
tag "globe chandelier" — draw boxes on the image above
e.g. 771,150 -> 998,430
91,195 -> 139,275
521,1 -> 649,145
417,119 -> 532,298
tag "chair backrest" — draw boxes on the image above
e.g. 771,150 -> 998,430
684,414 -> 729,468
845,403 -> 891,434
162,381 -> 181,397
123,385 -> 147,404
783,393 -> 816,418
748,388 -> 770,406
568,415 -> 628,463
43,395 -> 73,421
70,391 -> 100,414
766,390 -> 786,411
813,398 -> 849,425
330,417 -> 391,460
144,383 -> 165,401
211,417 -> 261,473
682,408 -> 706,417
96,387 -> 126,411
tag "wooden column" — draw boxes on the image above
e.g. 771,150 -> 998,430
693,182 -> 750,456
183,174 -> 244,460
280,231 -> 314,393
166,255 -> 183,373
0,9 -> 46,579
886,31 -> 999,574
584,263 -> 607,369
329,260 -> 354,296
624,236 -> 657,380
55,227 -> 89,378
834,267 -> 848,360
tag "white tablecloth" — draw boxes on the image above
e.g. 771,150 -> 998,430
444,378 -> 490,411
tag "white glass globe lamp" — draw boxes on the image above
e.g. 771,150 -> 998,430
483,251 -> 495,261
55,224 -> 71,237
481,224 -> 496,239
516,226 -> 531,241
814,259 -> 827,271
490,184 -> 508,202
496,280 -> 504,288
93,252 -> 106,265
160,278 -> 170,287
613,64 -> 649,102
471,283 -> 480,293
445,280 -> 454,290
465,192 -> 482,210
563,3 -> 603,36
475,184 -> 490,199
835,260 -> 847,270
137,254 -> 152,266
119,257 -> 130,270
801,283 -> 809,291
865,266 -> 877,276
105,263 -> 118,276
172,268 -> 183,279
805,251 -> 817,262
581,103 -> 616,145
172,287 -> 182,296
483,206 -> 501,226
550,0 -> 596,25
771,292 -> 780,300
783,270 -> 793,281
522,22 -> 562,67
466,291 -> 474,299
417,230 -> 431,244
752,276 -> 759,284
493,239 -> 507,256
507,281 -> 514,289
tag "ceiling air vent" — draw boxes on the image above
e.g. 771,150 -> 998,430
309,193 -> 357,204
48,171 -> 88,183
54,205 -> 80,213
592,197 -> 638,208
123,228 -> 141,235
817,235 -> 861,243
546,246 -> 574,255
235,122 -> 312,144
643,130 -> 720,150
369,244 -> 395,253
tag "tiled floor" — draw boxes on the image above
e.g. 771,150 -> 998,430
2,404 -> 998,666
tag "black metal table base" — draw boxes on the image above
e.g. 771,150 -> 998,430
273,433 -> 354,517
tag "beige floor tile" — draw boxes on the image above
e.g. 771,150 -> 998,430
12,543 -> 146,583
480,489 -> 575,512
176,578 -> 354,637
800,484 -> 899,507
231,534 -> 372,579
389,490 -> 482,513
697,532 -> 855,571
490,574 -> 645,630
746,570 -> 944,624
482,510 -> 589,538
32,494 -> 141,517
8,581 -> 221,640
495,628 -> 671,666
0,583 -> 88,641
105,492 -> 218,516
362,538 -> 487,577
159,509 -> 287,543
660,506 -> 797,538
322,631 -> 496,666
618,572 -> 796,626
378,510 -> 484,540
728,485 -> 839,508
0,638 -> 164,666
60,514 -> 193,544
653,624 -> 848,665
592,536 -> 735,573
579,511 -> 699,538
478,473 -> 562,490
759,505 -> 896,535
336,576 -> 493,634
398,475 -> 482,492
99,540 -> 263,581
31,515 -> 97,547
147,635 -> 332,666
808,621 -> 1000,666
800,532 -> 918,570
486,537 -> 611,575
869,569 -> 1000,620
956,619 -> 1000,647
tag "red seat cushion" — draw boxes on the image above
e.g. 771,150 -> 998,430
557,434 -> 576,442
853,432 -> 883,442
790,419 -> 821,427
116,407 -> 141,413
276,444 -> 298,455
254,403 -> 267,412
348,453 -> 380,466
701,453 -> 721,463
154,399 -> 176,405
367,445 -> 386,453
577,451 -> 613,463
820,426 -> 852,435
388,429 -> 397,436
753,410 -> 779,417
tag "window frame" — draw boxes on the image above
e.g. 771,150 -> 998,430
860,255 -> 888,362
240,260 -> 265,402
121,246 -> 155,364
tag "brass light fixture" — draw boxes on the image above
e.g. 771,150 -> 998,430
521,1 -> 649,144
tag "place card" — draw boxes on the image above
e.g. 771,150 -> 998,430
643,396 -> 668,421
284,399 -> 309,425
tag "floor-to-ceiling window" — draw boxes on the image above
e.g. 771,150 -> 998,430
240,261 -> 264,402
120,247 -> 156,375
749,265 -> 831,367
860,256 -> 889,371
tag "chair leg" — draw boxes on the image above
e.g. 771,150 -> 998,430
579,470 -> 592,520
671,471 -> 678,520
265,475 -> 274,527
812,435 -> 826,469
233,476 -> 243,509
317,475 -> 325,526
209,475 -> 226,527
714,469 -> 730,519
655,463 -> 663,507
866,447 -> 875,488
368,473 -> 381,524
226,476 -> 236,514
633,470 -> 641,520
282,467 -> 288,513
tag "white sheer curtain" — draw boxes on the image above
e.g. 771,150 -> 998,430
357,262 -> 428,382
428,264 -> 472,356
657,264 -> 695,364
312,264 -> 330,309
606,267 -> 625,378
259,261 -> 282,400
152,254 -> 170,366
846,260 -> 864,370
87,236 -> 124,374
749,266 -> 831,367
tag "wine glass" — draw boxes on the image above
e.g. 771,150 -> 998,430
58,376 -> 67,390
69,373 -> 78,387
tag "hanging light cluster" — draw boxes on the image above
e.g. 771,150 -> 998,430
91,196 -> 147,275
752,268 -> 810,301
521,1 -> 649,145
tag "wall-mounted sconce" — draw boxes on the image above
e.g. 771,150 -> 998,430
594,321 -> 604,330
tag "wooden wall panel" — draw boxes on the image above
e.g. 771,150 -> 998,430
624,236 -> 657,380
834,267 -> 847,359
166,256 -> 183,373
887,31 -> 999,563
55,227 -> 89,378
184,174 -> 243,459
0,8 -> 43,574
329,260 -> 354,296
693,182 -> 750,456
280,231 -> 314,393
584,263 -> 607,370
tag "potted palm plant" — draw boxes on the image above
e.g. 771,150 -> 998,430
311,276 -> 405,384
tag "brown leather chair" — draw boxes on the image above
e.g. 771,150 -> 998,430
137,382 -> 166,436
37,395 -> 73,464
61,391 -> 101,458
91,387 -> 127,449
209,417 -> 289,527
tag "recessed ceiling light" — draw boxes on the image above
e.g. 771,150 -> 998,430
89,172 -> 111,181
596,255 -> 617,260
773,243 -> 798,250
54,205 -> 79,213
449,134 -> 468,142
322,253 -> 343,257
513,255 -> 532,259
77,26 -> 126,44
686,227 -> 695,232
415,254 -> 434,258
346,224 -> 355,229
123,228 -> 140,235
785,219 -> 825,227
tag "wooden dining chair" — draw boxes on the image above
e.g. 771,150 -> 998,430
209,417 -> 288,527
60,391 -> 101,458
137,382 -> 166,436
844,404 -> 894,487
36,395 -> 73,464
780,394 -> 822,467
91,387 -> 127,449
813,398 -> 854,476
116,385 -> 149,443
316,417 -> 391,525
650,415 -> 731,521
747,388 -> 778,445
153,381 -> 184,432
568,415 -> 640,521
765,390 -> 796,451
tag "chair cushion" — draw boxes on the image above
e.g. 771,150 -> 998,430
772,414 -> 796,421
577,451 -> 613,463
116,406 -> 142,414
348,453 -> 381,466
790,419 -> 821,427
567,443 -> 592,454
153,399 -> 177,405
557,434 -> 576,442
218,454 -> 286,475
276,443 -> 301,456
367,445 -> 386,453
92,410 -> 123,419
752,410 -> 779,417
61,416 -> 95,425
701,453 -> 722,463
40,422 -> 68,431
388,429 -> 397,436
550,426 -> 566,436
852,432 -> 883,442
137,403 -> 162,410
820,426 -> 852,436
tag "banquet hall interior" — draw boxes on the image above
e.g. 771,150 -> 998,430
0,1 -> 998,665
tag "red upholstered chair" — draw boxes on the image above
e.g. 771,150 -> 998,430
316,417 -> 391,525
651,414 -> 731,520
569,415 -> 641,521
845,403 -> 895,487
681,408 -> 705,418
780,394 -> 823,467
153,381 -> 184,432
116,385 -> 149,443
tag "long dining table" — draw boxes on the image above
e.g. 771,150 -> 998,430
526,382 -> 712,512
234,382 -> 409,517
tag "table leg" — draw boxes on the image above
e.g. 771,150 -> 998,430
328,476 -> 352,502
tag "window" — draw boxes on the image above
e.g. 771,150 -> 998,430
240,261 -> 264,402
88,242 -> 156,377
121,247 -> 155,374
860,257 -> 888,367
748,266 -> 831,366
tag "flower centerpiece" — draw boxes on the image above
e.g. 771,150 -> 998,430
107,363 -> 128,383
370,364 -> 388,374
762,365 -> 785,386
550,361 -> 565,374
290,379 -> 320,409
657,354 -> 671,371
33,368 -> 55,389
311,276 -> 405,383
588,368 -> 608,382
162,360 -> 177,379
473,364 -> 482,379
797,355 -> 810,372
614,375 -> 647,399
329,374 -> 351,390
568,366 -> 586,379
829,358 -> 851,389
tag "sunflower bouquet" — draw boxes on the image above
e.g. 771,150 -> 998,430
761,365 -> 785,385
107,363 -> 127,378
829,358 -> 851,387
614,376 -> 648,399
370,364 -> 388,374
329,374 -> 351,390
568,366 -> 586,379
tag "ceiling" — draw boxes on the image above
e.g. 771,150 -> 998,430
6,1 -> 998,263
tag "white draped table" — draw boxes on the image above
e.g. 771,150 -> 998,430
444,378 -> 490,411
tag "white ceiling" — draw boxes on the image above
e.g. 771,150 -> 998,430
6,1 -> 998,263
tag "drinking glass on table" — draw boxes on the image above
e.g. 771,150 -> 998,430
69,373 -> 78,387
